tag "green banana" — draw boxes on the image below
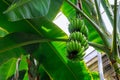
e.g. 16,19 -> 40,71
67,18 -> 89,62
68,19 -> 88,37
66,41 -> 83,61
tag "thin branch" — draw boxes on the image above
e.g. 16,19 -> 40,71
112,0 -> 118,59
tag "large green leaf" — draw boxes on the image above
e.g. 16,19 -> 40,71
4,0 -> 50,21
61,0 -> 76,19
0,58 -> 17,80
34,43 -> 92,80
84,19 -> 103,44
4,0 -> 64,21
0,2 -> 37,34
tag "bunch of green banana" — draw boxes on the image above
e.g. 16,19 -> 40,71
66,18 -> 89,61
67,40 -> 85,61
68,19 -> 88,37
69,32 -> 89,50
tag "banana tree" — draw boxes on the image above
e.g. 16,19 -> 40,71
0,0 -> 119,80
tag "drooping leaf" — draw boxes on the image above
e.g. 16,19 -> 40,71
4,0 -> 64,21
0,58 -> 17,80
0,1 -> 37,34
4,0 -> 50,21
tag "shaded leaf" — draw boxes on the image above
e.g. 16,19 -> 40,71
0,1 -> 37,34
46,0 -> 64,20
39,66 -> 51,80
0,32 -> 39,65
4,0 -> 64,21
4,0 -> 50,21
0,32 -> 40,54
0,27 -> 8,37
0,47 -> 25,66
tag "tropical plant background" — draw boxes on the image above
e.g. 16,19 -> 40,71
0,0 -> 120,80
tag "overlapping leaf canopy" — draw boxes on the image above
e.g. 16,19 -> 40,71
0,0 -> 100,80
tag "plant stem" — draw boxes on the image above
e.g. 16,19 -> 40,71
0,38 -> 68,53
94,0 -> 110,35
101,0 -> 114,27
65,0 -> 111,49
88,42 -> 110,54
112,0 -> 118,59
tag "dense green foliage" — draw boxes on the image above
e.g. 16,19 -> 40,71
0,0 -> 120,80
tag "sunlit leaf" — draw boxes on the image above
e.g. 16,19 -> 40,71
34,43 -> 93,80
0,58 -> 17,80
61,0 -> 76,19
91,72 -> 100,80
